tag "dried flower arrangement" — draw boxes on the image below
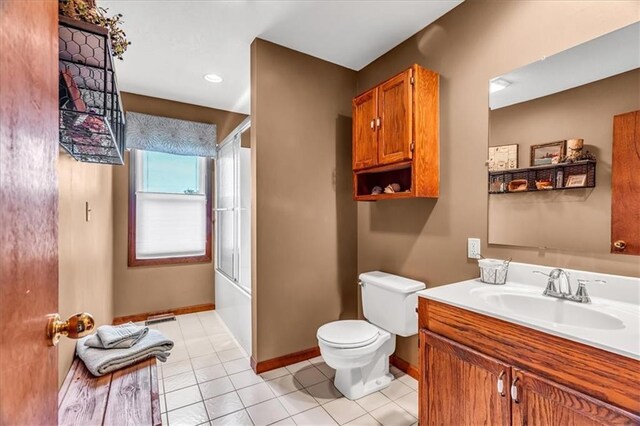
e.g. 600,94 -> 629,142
559,150 -> 597,164
59,0 -> 131,60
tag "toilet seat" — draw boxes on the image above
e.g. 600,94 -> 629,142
317,320 -> 380,349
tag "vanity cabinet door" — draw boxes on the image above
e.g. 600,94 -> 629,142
352,88 -> 379,170
511,369 -> 640,425
377,69 -> 413,166
421,331 -> 511,426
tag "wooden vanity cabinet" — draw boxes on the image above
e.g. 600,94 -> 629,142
418,298 -> 640,425
352,64 -> 439,200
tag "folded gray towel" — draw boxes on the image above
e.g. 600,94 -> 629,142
84,322 -> 149,349
77,329 -> 173,376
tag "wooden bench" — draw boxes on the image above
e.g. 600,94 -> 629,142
58,358 -> 161,426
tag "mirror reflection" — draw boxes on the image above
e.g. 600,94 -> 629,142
487,22 -> 639,252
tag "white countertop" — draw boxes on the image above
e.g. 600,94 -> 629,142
418,262 -> 640,360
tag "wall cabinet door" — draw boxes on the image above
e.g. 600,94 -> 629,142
378,69 -> 413,165
511,369 -> 639,425
352,88 -> 378,170
421,331 -> 511,426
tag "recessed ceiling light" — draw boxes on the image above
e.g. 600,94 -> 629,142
204,73 -> 223,83
490,77 -> 511,93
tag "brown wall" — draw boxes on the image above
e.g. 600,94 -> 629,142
113,93 -> 246,317
356,0 -> 640,367
251,39 -> 358,362
489,69 -> 640,251
58,153 -> 114,385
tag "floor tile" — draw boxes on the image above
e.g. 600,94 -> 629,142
163,359 -> 193,379
380,380 -> 413,401
166,347 -> 191,364
292,406 -> 338,426
305,380 -> 342,405
308,356 -> 324,365
199,376 -> 235,400
246,398 -> 290,426
266,374 -> 304,396
165,385 -> 203,411
395,391 -> 418,418
271,418 -> 296,425
186,338 -> 216,357
161,412 -> 168,426
229,369 -> 264,389
160,394 -> 167,413
211,335 -> 240,352
195,364 -> 228,384
278,389 -> 319,416
204,391 -> 244,420
323,398 -> 367,425
389,366 -> 404,378
222,357 -> 251,375
259,367 -> 289,381
237,382 -> 276,407
218,348 -> 247,363
343,414 -> 381,426
167,402 -> 209,426
369,402 -> 416,426
293,366 -> 327,388
355,392 -> 391,412
397,374 -> 418,391
164,371 -> 198,393
314,362 -> 336,380
211,409 -> 254,426
191,353 -> 222,370
285,360 -> 312,375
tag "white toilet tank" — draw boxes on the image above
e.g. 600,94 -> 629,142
360,271 -> 426,337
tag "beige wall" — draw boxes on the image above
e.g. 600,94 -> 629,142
113,93 -> 246,317
251,39 -> 358,362
489,69 -> 640,251
356,0 -> 640,367
58,153 -> 114,386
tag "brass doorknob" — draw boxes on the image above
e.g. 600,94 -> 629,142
46,312 -> 95,346
613,240 -> 627,251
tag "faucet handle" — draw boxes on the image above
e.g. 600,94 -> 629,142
532,270 -> 550,277
575,279 -> 605,303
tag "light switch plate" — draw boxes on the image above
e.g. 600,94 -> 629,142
468,238 -> 481,259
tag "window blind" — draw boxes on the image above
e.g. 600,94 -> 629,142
136,192 -> 207,259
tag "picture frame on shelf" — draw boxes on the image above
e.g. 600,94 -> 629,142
488,144 -> 518,171
530,140 -> 566,166
565,174 -> 587,188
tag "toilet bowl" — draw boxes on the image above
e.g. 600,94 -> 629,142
317,272 -> 425,400
317,320 -> 395,399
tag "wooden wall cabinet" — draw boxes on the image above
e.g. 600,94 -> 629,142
418,298 -> 640,425
352,64 -> 439,200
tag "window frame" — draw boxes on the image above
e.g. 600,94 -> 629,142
128,150 -> 213,267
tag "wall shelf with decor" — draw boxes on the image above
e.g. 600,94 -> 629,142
488,160 -> 596,194
58,15 -> 125,165
352,64 -> 439,201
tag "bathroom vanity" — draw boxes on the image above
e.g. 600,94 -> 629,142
417,263 -> 640,425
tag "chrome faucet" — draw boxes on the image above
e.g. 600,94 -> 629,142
533,269 -> 605,303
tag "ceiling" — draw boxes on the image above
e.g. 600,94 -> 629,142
99,0 -> 463,114
490,21 -> 640,110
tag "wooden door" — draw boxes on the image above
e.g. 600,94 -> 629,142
611,110 -> 640,255
0,1 -> 59,424
421,331 -> 511,426
378,69 -> 413,165
511,369 -> 639,425
352,88 -> 378,170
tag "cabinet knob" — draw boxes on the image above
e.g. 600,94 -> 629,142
497,371 -> 506,396
370,119 -> 375,130
613,240 -> 627,251
510,377 -> 520,403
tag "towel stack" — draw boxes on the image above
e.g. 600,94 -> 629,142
76,322 -> 174,376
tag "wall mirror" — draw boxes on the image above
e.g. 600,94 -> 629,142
487,22 -> 639,253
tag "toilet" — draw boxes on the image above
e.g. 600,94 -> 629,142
317,271 -> 425,400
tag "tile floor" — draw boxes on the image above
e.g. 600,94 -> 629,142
148,311 -> 418,426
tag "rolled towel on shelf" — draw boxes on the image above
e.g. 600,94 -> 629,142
84,322 -> 149,349
76,329 -> 174,377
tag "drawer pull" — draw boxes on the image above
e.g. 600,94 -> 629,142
511,377 -> 520,403
497,371 -> 505,396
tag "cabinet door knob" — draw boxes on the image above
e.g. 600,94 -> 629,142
510,377 -> 520,403
613,240 -> 627,251
497,371 -> 506,396
376,117 -> 381,128
370,119 -> 375,130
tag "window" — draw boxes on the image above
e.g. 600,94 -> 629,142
128,149 -> 212,266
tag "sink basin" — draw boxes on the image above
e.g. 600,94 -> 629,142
481,293 -> 625,330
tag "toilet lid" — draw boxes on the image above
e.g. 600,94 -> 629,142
317,320 -> 380,349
